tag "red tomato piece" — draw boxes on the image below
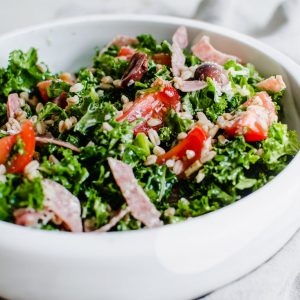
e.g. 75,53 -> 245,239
157,126 -> 207,169
3,121 -> 36,174
37,80 -> 52,102
0,135 -> 17,165
152,53 -> 171,66
223,92 -> 277,142
118,46 -> 136,60
224,108 -> 268,142
116,85 -> 180,134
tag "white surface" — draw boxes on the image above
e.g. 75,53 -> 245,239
0,15 -> 299,300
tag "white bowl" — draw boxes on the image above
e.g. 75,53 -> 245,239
0,14 -> 299,300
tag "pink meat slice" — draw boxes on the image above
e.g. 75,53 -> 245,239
192,35 -> 241,65
42,179 -> 83,232
35,136 -> 80,153
172,26 -> 188,49
93,206 -> 131,233
110,35 -> 138,47
100,35 -> 138,54
256,75 -> 286,93
108,158 -> 162,228
14,208 -> 46,228
7,93 -> 21,119
171,26 -> 188,77
174,77 -> 207,92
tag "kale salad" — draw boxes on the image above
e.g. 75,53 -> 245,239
0,26 -> 299,232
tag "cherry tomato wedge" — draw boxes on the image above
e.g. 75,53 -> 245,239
157,126 -> 207,169
116,85 -> 180,134
224,108 -> 268,142
0,121 -> 36,174
223,92 -> 277,142
118,46 -> 136,60
152,53 -> 171,66
37,80 -> 52,101
37,75 -> 73,102
0,135 -> 17,165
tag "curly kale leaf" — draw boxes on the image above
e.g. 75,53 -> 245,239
261,123 -> 300,171
181,78 -> 228,121
39,149 -> 89,195
0,48 -> 48,98
0,175 -> 44,221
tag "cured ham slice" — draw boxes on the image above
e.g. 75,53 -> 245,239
100,35 -> 138,54
256,75 -> 286,93
172,26 -> 188,49
110,35 -> 138,47
35,136 -> 80,153
93,206 -> 131,233
14,208 -> 46,228
171,26 -> 188,77
174,77 -> 207,92
108,158 -> 162,228
7,93 -> 21,119
42,179 -> 83,232
192,35 -> 241,65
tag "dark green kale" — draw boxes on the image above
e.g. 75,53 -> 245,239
175,136 -> 260,218
45,80 -> 70,99
0,175 -> 44,221
0,48 -> 49,99
182,78 -> 228,121
135,34 -> 171,55
39,149 -> 89,196
165,109 -> 193,137
261,123 -> 300,172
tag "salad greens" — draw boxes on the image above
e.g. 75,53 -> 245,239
0,31 -> 299,233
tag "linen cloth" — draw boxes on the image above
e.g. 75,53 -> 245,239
0,0 -> 300,299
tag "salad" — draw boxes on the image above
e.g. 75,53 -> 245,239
0,27 -> 299,233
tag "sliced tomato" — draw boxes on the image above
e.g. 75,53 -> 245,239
1,121 -> 36,174
243,91 -> 277,123
118,46 -> 136,60
37,75 -> 72,103
223,92 -> 277,142
157,126 -> 207,169
116,85 -> 180,134
0,135 -> 17,165
37,80 -> 52,102
224,109 -> 268,142
152,53 -> 171,66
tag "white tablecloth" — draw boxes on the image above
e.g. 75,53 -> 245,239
1,1 -> 300,299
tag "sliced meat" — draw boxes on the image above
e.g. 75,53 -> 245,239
35,136 -> 80,153
171,26 -> 188,77
256,75 -> 286,93
192,35 -> 241,65
174,77 -> 207,92
108,158 -> 162,228
93,206 -> 131,233
42,179 -> 83,232
110,35 -> 138,47
7,93 -> 21,119
14,208 -> 46,228
172,26 -> 188,49
101,35 -> 138,54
